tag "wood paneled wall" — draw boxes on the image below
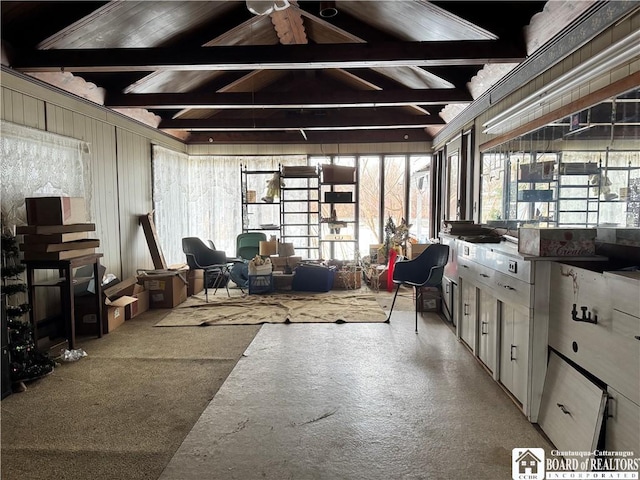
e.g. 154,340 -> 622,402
1,70 -> 184,279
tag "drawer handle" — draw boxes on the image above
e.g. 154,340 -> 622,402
556,403 -> 572,416
571,304 -> 598,324
462,265 -> 469,269
635,336 -> 640,341
498,282 -> 516,291
480,273 -> 490,278
463,303 -> 469,316
481,321 -> 488,335
510,344 -> 516,361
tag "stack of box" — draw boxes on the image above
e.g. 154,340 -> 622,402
75,277 -> 149,335
18,197 -> 99,260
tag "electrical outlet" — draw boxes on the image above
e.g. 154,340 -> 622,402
508,260 -> 517,273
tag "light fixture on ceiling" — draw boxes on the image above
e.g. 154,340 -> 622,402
320,1 -> 338,18
246,0 -> 290,16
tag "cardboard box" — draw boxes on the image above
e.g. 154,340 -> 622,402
74,295 -> 127,335
22,231 -> 89,244
137,270 -> 188,309
16,223 -> 96,235
22,248 -> 96,261
517,190 -> 553,202
187,269 -> 204,296
518,227 -> 597,257
333,268 -> 362,289
406,243 -> 431,260
25,196 -> 87,225
126,289 -> 149,319
269,256 -> 302,272
103,277 -> 150,320
416,286 -> 441,312
321,164 -> 355,183
20,238 -> 100,252
518,161 -> 555,181
558,162 -> 599,175
272,272 -> 294,291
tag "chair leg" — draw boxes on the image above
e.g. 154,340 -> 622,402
386,284 -> 401,322
204,271 -> 209,303
414,286 -> 419,334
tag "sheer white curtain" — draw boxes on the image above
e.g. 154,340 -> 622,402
152,145 -> 190,266
152,149 -> 306,265
0,121 -> 91,231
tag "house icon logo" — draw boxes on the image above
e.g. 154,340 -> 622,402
512,448 -> 545,480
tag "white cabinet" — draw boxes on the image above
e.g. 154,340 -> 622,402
499,302 -> 530,404
459,279 -> 477,351
456,238 -> 541,421
477,288 -> 497,373
606,386 -> 640,454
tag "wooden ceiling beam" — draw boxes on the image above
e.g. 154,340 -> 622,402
186,128 -> 432,144
159,112 -> 444,130
106,88 -> 472,109
12,40 -> 525,73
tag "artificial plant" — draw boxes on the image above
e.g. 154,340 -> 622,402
1,228 -> 55,385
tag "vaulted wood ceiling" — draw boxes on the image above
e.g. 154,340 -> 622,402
1,1 -> 555,144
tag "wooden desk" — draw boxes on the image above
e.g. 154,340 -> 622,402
23,253 -> 104,350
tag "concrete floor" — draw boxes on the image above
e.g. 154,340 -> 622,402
159,310 -> 553,480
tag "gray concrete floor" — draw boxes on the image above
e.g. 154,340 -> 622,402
159,310 -> 553,480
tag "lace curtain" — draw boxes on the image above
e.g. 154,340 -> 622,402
152,146 -> 305,265
0,121 -> 91,231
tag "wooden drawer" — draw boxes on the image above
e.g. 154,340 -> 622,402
538,351 -> 607,453
549,263 -> 640,404
606,386 -> 640,454
604,271 -> 640,318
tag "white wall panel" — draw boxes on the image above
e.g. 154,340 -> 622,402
116,129 -> 155,278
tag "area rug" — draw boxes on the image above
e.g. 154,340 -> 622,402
155,291 -> 388,326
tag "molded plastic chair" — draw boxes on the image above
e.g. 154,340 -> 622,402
182,237 -> 232,300
236,232 -> 267,260
386,243 -> 450,333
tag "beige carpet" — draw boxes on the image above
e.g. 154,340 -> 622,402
155,290 -> 389,327
0,311 -> 260,480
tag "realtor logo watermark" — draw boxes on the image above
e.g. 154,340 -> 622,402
512,448 -> 639,480
513,448 -> 545,480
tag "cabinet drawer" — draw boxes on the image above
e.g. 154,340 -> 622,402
549,263 -> 640,404
458,256 -> 494,288
538,351 -> 607,453
606,386 -> 640,454
490,270 -> 532,308
604,271 -> 640,318
459,256 -> 531,308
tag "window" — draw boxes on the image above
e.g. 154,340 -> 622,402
409,155 -> 432,242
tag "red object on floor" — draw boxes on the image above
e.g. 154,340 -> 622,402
386,249 -> 397,292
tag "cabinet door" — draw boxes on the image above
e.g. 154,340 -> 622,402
459,280 -> 476,351
606,386 -> 640,454
500,302 -> 530,404
442,277 -> 453,323
477,288 -> 497,372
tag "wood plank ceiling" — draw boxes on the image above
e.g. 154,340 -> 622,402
1,1 -> 560,144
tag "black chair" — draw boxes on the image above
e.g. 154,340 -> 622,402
182,237 -> 232,301
386,243 -> 450,333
